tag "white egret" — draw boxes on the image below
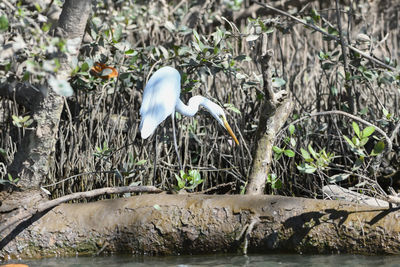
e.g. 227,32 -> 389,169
139,66 -> 239,168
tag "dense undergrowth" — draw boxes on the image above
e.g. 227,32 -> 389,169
0,0 -> 399,200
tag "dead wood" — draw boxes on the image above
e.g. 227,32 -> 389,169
1,194 -> 400,259
0,186 -> 162,234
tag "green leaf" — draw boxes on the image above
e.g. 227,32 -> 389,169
310,9 -> 321,22
308,144 -> 318,159
352,122 -> 360,138
0,148 -> 6,159
284,149 -> 295,157
135,159 -> 147,165
12,115 -> 20,123
0,15 -> 9,32
359,107 -> 368,115
290,137 -> 296,147
382,108 -> 389,117
189,170 -> 201,182
153,204 -> 161,211
382,108 -> 391,119
274,152 -> 283,161
113,24 -> 123,42
300,148 -> 311,160
125,49 -> 135,55
269,174 -> 282,189
371,141 -> 385,156
357,148 -> 367,157
288,124 -> 295,135
328,173 -> 350,183
103,141 -> 108,150
193,29 -> 200,43
21,116 -> 30,123
272,146 -> 283,154
240,182 -> 247,195
271,179 -> 282,189
352,136 -> 360,146
359,137 -> 369,147
318,51 -> 329,60
361,126 -> 375,138
81,62 -> 90,72
297,163 -> 317,174
34,3 -> 42,12
223,103 -> 241,115
343,135 -> 355,148
174,174 -> 185,189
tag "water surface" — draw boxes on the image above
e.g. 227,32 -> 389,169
7,253 -> 400,267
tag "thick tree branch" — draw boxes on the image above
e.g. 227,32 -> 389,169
0,186 -> 162,234
246,43 -> 294,195
2,194 -> 400,259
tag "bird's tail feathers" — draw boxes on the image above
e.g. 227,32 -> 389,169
140,117 -> 157,139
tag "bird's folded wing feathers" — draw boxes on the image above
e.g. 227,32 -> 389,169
139,67 -> 180,139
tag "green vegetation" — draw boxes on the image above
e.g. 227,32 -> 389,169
175,170 -> 203,191
0,0 -> 399,201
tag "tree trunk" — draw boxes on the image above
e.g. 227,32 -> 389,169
1,194 -> 399,259
8,91 -> 65,189
246,97 -> 294,195
7,0 -> 92,189
246,42 -> 295,195
0,0 -> 92,251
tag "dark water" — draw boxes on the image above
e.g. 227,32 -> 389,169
5,254 -> 400,267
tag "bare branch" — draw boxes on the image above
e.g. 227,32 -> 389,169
254,1 -> 397,72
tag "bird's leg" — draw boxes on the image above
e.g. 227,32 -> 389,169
152,127 -> 158,185
171,113 -> 183,170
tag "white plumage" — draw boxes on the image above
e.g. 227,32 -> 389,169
139,66 -> 239,145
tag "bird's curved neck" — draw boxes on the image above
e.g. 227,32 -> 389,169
175,95 -> 210,117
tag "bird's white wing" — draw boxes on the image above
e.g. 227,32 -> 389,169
140,67 -> 181,139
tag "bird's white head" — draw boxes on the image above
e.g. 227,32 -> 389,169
204,100 -> 239,145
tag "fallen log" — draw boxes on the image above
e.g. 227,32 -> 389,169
1,194 -> 399,259
322,185 -> 390,207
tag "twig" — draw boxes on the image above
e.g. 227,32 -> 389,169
235,216 -> 260,255
196,181 -> 236,194
95,241 -> 110,256
253,1 -> 397,72
390,121 -> 400,142
243,216 -> 260,255
335,0 -> 353,113
42,170 -> 118,187
146,59 -> 162,84
0,186 -> 162,234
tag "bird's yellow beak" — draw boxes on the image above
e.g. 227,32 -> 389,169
223,117 -> 239,145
